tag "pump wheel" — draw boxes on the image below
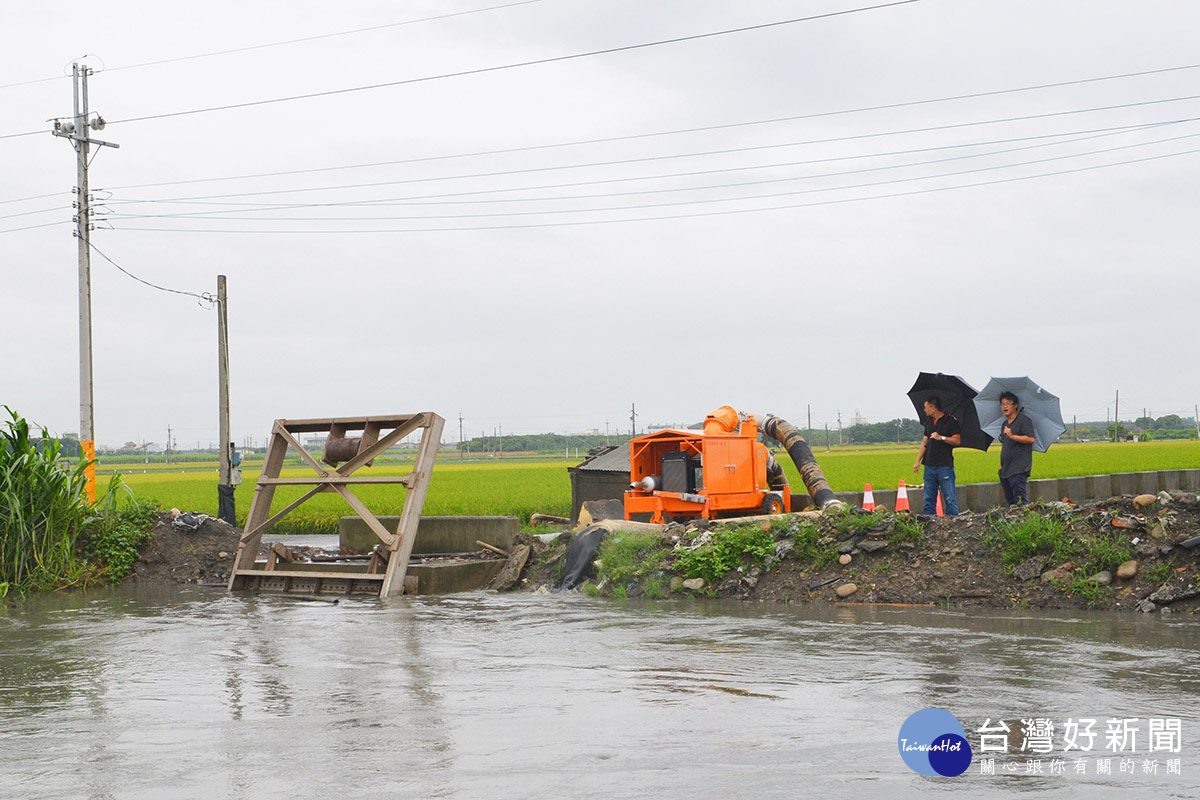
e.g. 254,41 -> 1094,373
761,494 -> 785,515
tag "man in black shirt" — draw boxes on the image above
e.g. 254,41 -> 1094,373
912,396 -> 962,515
998,391 -> 1037,504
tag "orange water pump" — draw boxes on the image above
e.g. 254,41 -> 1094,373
623,406 -> 789,523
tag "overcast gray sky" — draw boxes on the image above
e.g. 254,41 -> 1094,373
3,0 -> 1198,448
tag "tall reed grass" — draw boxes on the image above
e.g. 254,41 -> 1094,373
0,407 -> 91,593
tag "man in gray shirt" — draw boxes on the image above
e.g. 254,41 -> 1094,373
998,391 -> 1037,504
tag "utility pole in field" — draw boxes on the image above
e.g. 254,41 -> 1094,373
499,424 -> 503,459
52,62 -> 118,503
166,425 -> 173,463
630,403 -> 637,437
458,413 -> 464,460
1114,389 -> 1120,442
216,275 -> 236,524
837,410 -> 843,446
807,404 -> 812,439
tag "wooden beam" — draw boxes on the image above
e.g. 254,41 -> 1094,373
274,421 -> 330,476
255,475 -> 415,487
381,414 -> 444,597
239,485 -> 326,542
229,427 -> 290,583
329,483 -> 396,547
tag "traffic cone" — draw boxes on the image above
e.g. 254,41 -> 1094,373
862,483 -> 875,512
936,492 -> 945,517
895,481 -> 910,513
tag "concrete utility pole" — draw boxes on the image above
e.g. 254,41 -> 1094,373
837,410 -> 843,446
605,419 -> 610,446
458,413 -> 464,460
166,425 -> 173,463
630,403 -> 637,437
807,404 -> 812,439
52,62 -> 118,503
499,424 -> 503,459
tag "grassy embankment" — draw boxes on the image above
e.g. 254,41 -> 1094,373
108,440 -> 1199,535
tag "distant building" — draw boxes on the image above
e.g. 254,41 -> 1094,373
852,410 -> 868,427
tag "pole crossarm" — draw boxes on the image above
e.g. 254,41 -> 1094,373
227,413 -> 444,598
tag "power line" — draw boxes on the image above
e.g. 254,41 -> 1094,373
102,2 -> 920,127
103,119 -> 1194,214
108,122 -> 1192,220
0,220 -> 68,234
110,128 -> 1200,222
104,142 -> 1200,234
102,95 -> 1200,205
85,60 -> 1200,193
0,1 -> 546,91
84,238 -> 214,303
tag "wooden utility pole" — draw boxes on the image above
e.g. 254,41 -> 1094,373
217,275 -> 234,523
1114,389 -> 1120,442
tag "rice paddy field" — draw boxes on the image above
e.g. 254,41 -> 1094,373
101,440 -> 1199,535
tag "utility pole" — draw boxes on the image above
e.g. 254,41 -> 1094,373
825,423 -> 830,452
216,275 -> 235,524
1195,404 -> 1199,437
166,425 -> 173,464
807,404 -> 812,439
837,410 -> 843,446
1073,414 -> 1077,442
499,424 -> 503,459
458,413 -> 464,460
605,419 -> 610,446
1114,389 -> 1120,443
52,62 -> 118,503
630,403 -> 637,437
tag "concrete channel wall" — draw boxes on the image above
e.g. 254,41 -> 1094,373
789,469 -> 1200,512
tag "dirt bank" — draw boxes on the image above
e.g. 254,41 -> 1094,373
519,491 -> 1200,614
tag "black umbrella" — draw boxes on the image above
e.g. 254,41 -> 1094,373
906,372 -> 993,452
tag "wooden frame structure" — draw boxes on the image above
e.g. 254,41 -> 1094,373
227,413 -> 445,598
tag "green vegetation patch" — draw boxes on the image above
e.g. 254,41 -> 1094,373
985,510 -> 1075,566
791,522 -> 838,569
593,530 -> 670,600
890,515 -> 926,545
79,493 -> 160,583
675,524 -> 775,587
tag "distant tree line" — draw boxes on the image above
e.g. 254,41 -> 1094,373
458,433 -> 631,455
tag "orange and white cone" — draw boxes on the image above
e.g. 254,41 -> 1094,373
936,492 -> 945,517
895,481 -> 910,513
862,483 -> 875,511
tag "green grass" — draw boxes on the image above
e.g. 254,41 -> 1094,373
985,509 -> 1135,578
985,511 -> 1075,566
890,516 -> 926,544
593,530 -> 670,599
113,460 -> 574,535
791,522 -> 838,568
103,439 -> 1200,536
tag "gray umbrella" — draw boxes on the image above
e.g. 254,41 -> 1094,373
973,376 -> 1067,453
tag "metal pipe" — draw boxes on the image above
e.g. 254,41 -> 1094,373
760,414 -> 843,509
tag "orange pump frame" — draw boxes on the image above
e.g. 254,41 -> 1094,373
623,407 -> 789,523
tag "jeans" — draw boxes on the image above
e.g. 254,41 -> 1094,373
1001,472 -> 1029,505
923,465 -> 958,515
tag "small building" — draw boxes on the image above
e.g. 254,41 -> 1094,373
567,446 -> 630,523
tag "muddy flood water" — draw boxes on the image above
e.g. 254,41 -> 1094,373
3,588 -> 1199,799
